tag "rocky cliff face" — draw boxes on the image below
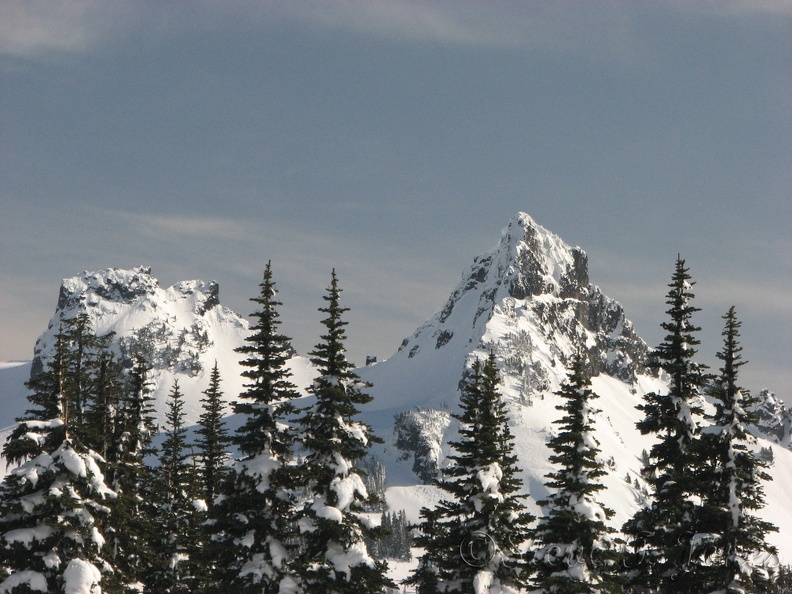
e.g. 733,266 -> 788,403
358,213 -> 792,561
33,267 -> 243,379
29,266 -> 259,425
389,213 -> 651,407
751,389 -> 792,446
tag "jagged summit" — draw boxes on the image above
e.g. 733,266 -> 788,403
365,213 -> 649,416
29,267 -> 252,424
358,215 -> 792,560
28,266 -> 315,426
497,212 -> 590,300
751,389 -> 792,446
55,266 -> 220,317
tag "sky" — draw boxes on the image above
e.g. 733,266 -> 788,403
1,1 -> 790,401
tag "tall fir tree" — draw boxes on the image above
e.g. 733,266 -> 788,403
195,361 -> 230,509
623,256 -> 711,592
3,315 -> 115,466
407,353 -> 534,594
294,270 -> 394,594
104,354 -> 159,593
60,313 -> 106,438
529,353 -> 621,594
0,317 -> 117,593
699,307 -> 778,593
147,381 -> 204,593
193,362 -> 230,592
407,506 -> 446,594
83,349 -> 124,463
3,325 -> 70,465
210,262 -> 301,592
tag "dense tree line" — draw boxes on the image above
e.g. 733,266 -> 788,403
0,257 -> 784,593
407,256 -> 781,594
0,266 -> 395,593
622,258 -> 779,594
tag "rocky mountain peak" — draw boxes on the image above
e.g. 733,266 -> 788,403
385,213 -> 650,412
750,389 -> 792,446
55,267 -> 220,316
30,267 -> 252,424
499,212 -> 589,300
57,266 -> 151,309
362,212 -> 656,483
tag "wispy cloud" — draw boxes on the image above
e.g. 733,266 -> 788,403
675,0 -> 792,17
269,0 -> 640,57
0,1 -> 641,63
269,0 -> 792,57
128,213 -> 255,241
0,1 -> 138,58
269,0 -> 528,48
6,1 -> 788,63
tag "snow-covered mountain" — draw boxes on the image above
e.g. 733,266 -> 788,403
2,213 -> 791,564
361,212 -> 650,414
356,212 -> 792,560
2,266 -> 314,433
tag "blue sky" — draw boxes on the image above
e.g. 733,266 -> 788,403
1,1 -> 790,399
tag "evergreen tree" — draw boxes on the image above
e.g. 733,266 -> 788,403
210,262 -> 301,592
699,307 -> 778,592
372,511 -> 412,561
104,354 -> 158,593
0,319 -> 117,593
772,565 -> 792,593
4,314 -> 117,465
3,326 -> 70,465
148,381 -> 204,593
60,313 -> 109,439
623,257 -> 710,592
294,270 -> 394,594
407,353 -> 534,593
407,506 -> 445,594
359,456 -> 387,512
530,353 -> 621,594
84,349 -> 124,463
389,510 -> 412,561
195,362 -> 230,509
0,441 -> 116,593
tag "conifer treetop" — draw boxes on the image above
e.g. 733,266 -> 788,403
310,269 -> 354,380
235,261 -> 299,407
531,353 -> 620,594
233,262 -> 298,460
211,263 -> 301,593
293,270 -> 392,594
195,361 -> 230,506
700,306 -> 779,592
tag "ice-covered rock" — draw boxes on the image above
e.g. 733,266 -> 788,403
358,212 -> 792,562
26,266 -> 313,427
750,389 -> 792,446
363,212 -> 652,417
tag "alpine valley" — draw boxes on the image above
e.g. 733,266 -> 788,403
2,212 -> 791,571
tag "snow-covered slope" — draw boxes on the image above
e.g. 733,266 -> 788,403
0,361 -> 31,470
362,213 -> 649,412
2,214 -> 791,564
357,212 -> 792,560
4,267 -> 314,434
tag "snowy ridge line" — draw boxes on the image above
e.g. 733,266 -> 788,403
0,212 -> 790,589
